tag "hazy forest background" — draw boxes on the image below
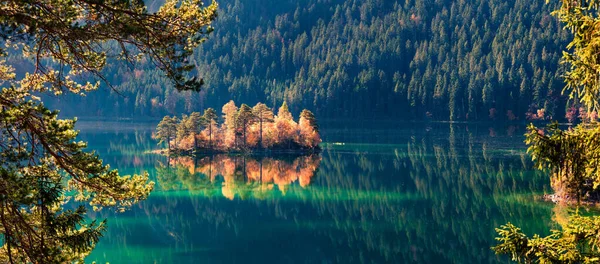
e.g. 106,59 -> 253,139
19,0 -> 570,121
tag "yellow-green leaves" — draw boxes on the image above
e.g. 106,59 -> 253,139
555,0 -> 600,113
0,0 -> 217,261
494,215 -> 600,263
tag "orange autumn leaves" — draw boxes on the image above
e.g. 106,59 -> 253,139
155,101 -> 321,153
157,155 -> 322,200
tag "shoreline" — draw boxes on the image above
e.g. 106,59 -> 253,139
543,193 -> 600,206
149,148 -> 322,157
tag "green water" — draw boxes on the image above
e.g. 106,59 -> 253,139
79,121 -> 556,263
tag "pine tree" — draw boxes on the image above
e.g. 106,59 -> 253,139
0,1 -> 217,261
299,109 -> 319,133
236,104 -> 257,148
155,116 -> 179,151
203,108 -> 218,149
187,112 -> 206,149
253,103 -> 274,148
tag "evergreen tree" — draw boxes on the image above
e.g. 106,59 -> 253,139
494,1 -> 600,261
0,1 -> 217,261
299,109 -> 319,133
176,114 -> 189,146
298,109 -> 321,148
203,108 -> 218,149
187,112 -> 206,149
277,101 -> 293,121
253,103 -> 274,148
235,104 -> 257,148
155,116 -> 179,151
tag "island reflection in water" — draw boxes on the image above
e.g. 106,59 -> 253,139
84,123 -> 556,263
158,154 -> 322,200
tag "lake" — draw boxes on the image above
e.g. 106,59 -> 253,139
80,120 -> 557,263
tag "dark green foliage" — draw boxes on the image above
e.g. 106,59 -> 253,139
0,88 -> 153,262
154,116 -> 179,151
525,122 -> 600,201
43,0 -> 569,121
203,108 -> 218,148
493,1 -> 600,262
0,0 -> 217,262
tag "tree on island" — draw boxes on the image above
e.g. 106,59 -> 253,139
155,116 -> 179,152
222,100 -> 240,149
253,103 -> 275,148
203,108 -> 219,149
156,101 -> 321,153
493,1 -> 600,262
188,112 -> 207,149
0,0 -> 217,262
274,101 -> 298,148
236,104 -> 257,149
298,110 -> 321,148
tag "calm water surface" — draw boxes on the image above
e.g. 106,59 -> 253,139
79,120 -> 556,263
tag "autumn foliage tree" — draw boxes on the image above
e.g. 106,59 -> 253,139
298,110 -> 321,148
156,101 -> 321,153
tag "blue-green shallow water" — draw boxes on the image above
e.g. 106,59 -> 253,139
77,120 -> 556,263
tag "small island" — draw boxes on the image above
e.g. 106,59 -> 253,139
154,100 -> 321,155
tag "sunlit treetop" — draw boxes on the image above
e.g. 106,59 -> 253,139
0,0 -> 218,94
554,0 -> 600,112
0,1 -> 218,262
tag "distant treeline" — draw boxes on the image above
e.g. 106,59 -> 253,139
42,0 -> 570,121
154,101 -> 321,153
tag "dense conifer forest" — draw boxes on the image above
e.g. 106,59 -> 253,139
39,0 -> 570,121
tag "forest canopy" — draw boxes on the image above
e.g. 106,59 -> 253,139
155,101 -> 321,153
42,0 -> 571,121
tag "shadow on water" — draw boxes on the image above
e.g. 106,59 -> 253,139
81,121 -> 558,263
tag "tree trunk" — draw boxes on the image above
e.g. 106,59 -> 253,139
243,122 -> 247,148
194,134 -> 198,150
259,119 -> 263,149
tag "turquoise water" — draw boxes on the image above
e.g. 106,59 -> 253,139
79,121 -> 556,263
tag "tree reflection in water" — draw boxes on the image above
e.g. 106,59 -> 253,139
86,124 -> 557,263
157,155 -> 322,200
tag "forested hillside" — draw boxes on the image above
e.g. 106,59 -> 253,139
43,0 -> 570,121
